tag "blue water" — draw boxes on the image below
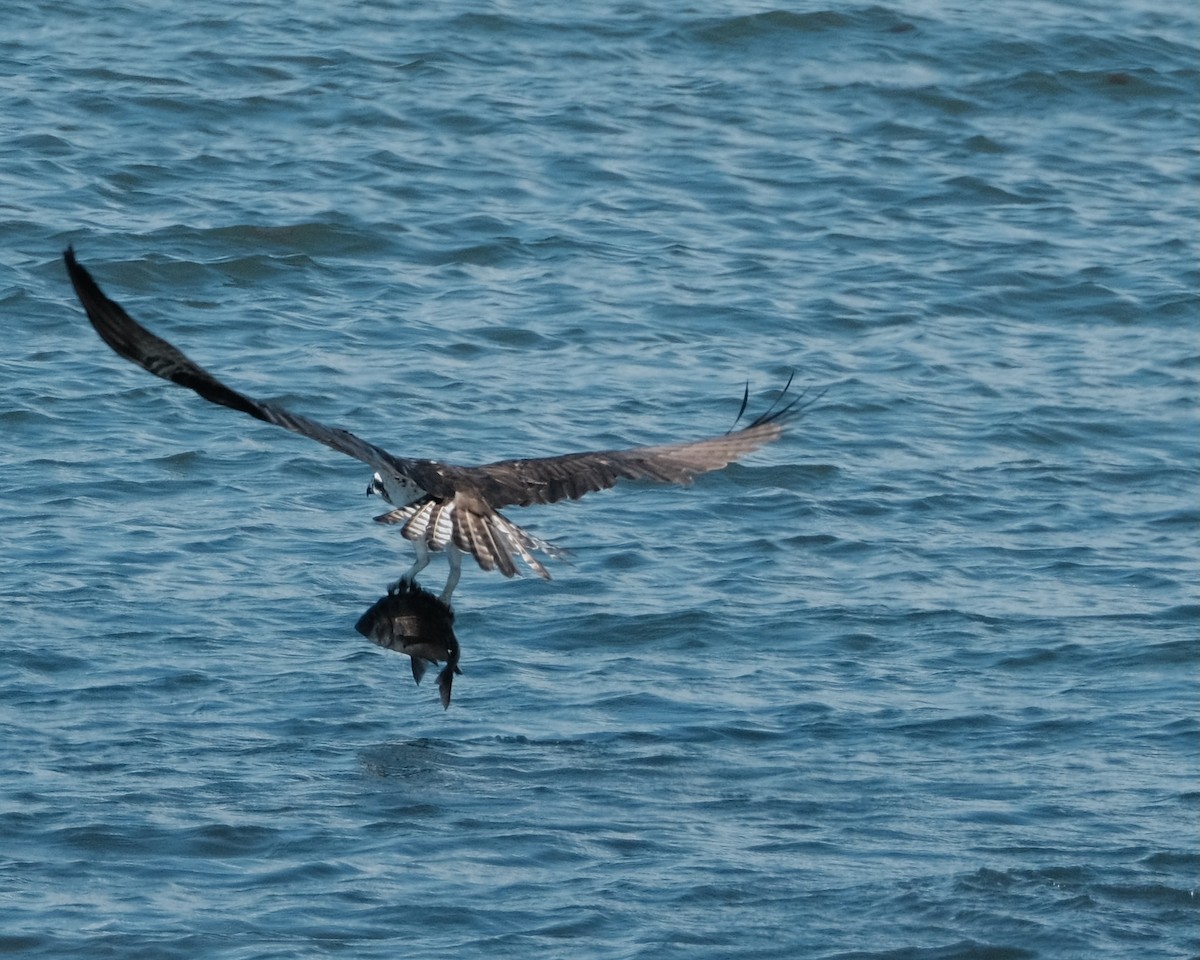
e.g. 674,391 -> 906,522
2,1 -> 1197,957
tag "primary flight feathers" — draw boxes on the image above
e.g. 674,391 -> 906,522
64,247 -> 813,599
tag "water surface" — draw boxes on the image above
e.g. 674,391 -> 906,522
2,2 -> 1197,957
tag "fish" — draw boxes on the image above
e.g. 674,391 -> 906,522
355,580 -> 462,708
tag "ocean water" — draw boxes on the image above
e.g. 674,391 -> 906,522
2,1 -> 1198,957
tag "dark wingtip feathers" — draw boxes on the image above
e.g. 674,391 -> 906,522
728,371 -> 827,435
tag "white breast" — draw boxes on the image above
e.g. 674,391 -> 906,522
378,472 -> 427,506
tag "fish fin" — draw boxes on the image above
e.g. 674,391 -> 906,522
410,657 -> 427,685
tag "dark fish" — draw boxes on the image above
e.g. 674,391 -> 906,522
355,582 -> 462,709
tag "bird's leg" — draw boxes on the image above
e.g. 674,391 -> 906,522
389,539 -> 431,594
439,544 -> 463,606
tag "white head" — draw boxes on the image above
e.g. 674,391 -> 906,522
366,471 -> 426,507
366,472 -> 391,503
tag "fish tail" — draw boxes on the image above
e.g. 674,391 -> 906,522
437,663 -> 456,709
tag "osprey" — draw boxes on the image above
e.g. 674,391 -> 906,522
65,248 -> 814,604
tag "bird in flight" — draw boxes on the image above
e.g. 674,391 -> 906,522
65,248 -> 814,605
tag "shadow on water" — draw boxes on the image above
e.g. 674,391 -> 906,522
357,738 -> 465,781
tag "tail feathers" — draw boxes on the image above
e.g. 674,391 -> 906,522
376,497 -> 455,550
487,511 -> 555,580
454,505 -> 517,576
374,497 -> 562,580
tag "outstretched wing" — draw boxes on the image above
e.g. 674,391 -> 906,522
64,247 -> 432,485
66,248 -> 813,581
462,379 -> 817,508
373,402 -> 809,576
